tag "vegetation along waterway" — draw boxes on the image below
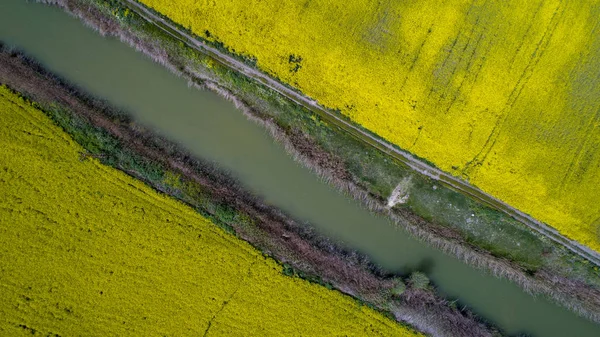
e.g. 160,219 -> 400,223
1,0 -> 599,336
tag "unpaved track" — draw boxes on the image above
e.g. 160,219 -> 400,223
121,0 -> 600,266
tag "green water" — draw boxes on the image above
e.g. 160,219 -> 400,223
0,1 -> 598,336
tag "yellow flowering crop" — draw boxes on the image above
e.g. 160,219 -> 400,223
137,0 -> 600,251
0,86 -> 418,336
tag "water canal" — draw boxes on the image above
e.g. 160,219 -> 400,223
1,1 -> 598,335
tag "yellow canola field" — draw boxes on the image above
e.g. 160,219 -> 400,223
0,86 -> 418,336
138,0 -> 600,251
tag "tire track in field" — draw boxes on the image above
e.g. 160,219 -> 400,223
462,0 -> 566,175
557,15 -> 600,194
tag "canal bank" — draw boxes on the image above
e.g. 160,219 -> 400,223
1,0 -> 599,335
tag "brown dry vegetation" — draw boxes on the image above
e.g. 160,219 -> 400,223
0,44 -> 496,336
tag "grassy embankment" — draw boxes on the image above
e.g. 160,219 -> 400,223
0,85 -> 424,336
0,45 -> 499,336
43,0 -> 600,322
138,0 -> 600,253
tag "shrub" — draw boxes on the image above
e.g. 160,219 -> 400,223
409,272 -> 430,290
391,279 -> 406,297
